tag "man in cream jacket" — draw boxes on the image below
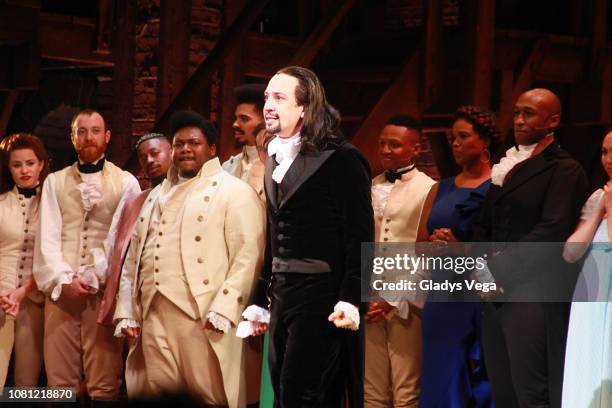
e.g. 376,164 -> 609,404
114,110 -> 265,408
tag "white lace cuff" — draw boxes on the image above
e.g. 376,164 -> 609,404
242,304 -> 271,323
334,301 -> 360,330
78,265 -> 101,295
473,261 -> 496,284
206,311 -> 232,333
50,272 -> 75,301
114,318 -> 140,338
235,305 -> 270,338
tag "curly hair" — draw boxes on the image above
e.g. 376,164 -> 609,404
453,105 -> 499,155
0,133 -> 50,194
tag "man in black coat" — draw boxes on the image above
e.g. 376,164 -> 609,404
245,66 -> 374,408
472,88 -> 589,408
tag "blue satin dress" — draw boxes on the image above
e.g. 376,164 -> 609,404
420,177 -> 493,408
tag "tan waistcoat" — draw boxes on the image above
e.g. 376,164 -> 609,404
54,162 -> 125,273
138,177 -> 201,320
0,187 -> 42,302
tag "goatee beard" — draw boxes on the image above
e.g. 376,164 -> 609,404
79,146 -> 105,163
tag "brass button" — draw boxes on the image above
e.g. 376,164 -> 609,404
24,229 -> 28,233
81,254 -> 86,258
197,215 -> 204,222
22,212 -> 25,216
19,265 -> 24,269
195,236 -> 201,242
85,216 -> 89,222
19,196 -> 23,201
25,220 -> 29,224
21,203 -> 25,207
223,289 -> 228,295
156,244 -> 160,248
155,268 -> 159,273
386,218 -> 391,223
24,239 -> 28,243
384,228 -> 389,232
383,237 -> 388,242
18,274 -> 22,278
161,220 -> 166,224
155,282 -> 159,286
83,245 -> 87,250
203,196 -> 210,202
155,256 -> 159,260
197,257 -> 204,263
21,256 -> 25,261
158,232 -> 163,236
83,236 -> 88,240
203,279 -> 209,285
237,296 -> 243,303
140,217 -> 144,222
83,227 -> 88,231
212,181 -> 217,186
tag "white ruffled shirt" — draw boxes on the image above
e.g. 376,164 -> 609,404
267,133 -> 301,183
491,143 -> 537,186
35,158 -> 140,301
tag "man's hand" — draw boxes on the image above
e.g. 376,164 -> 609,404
204,319 -> 225,334
248,334 -> 264,352
121,326 -> 141,338
328,310 -> 356,329
365,299 -> 394,323
62,276 -> 91,299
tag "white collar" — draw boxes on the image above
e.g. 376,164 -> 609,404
491,143 -> 537,186
244,145 -> 259,162
268,133 -> 301,183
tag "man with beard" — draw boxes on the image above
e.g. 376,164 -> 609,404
244,66 -> 374,407
113,111 -> 265,407
97,133 -> 172,326
33,109 -> 140,402
222,84 -> 267,201
473,88 -> 589,408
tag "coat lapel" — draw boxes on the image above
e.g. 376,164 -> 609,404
495,145 -> 557,202
264,156 -> 278,210
279,150 -> 335,208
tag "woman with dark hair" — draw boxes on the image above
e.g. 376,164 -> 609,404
561,126 -> 612,408
0,133 -> 49,388
416,106 -> 497,407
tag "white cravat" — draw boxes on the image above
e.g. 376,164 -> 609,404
267,133 -> 301,183
491,143 -> 537,186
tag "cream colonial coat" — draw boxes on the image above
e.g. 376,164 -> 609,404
114,158 -> 266,408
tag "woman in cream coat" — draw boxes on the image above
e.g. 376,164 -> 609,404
0,133 -> 49,388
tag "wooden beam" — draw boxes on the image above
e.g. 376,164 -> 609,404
468,0 -> 495,108
154,0 -> 271,134
351,51 -> 421,175
243,33 -> 300,78
0,90 -> 18,137
108,0 -> 136,167
40,13 -> 113,66
422,0 -> 443,110
156,0 -> 192,119
218,0 -> 248,162
589,0 -> 608,79
497,39 -> 549,133
288,0 -> 355,67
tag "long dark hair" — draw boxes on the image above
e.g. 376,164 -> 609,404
276,66 -> 344,152
0,133 -> 50,194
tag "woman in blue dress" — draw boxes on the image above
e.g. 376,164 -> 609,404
562,127 -> 612,408
416,106 -> 497,407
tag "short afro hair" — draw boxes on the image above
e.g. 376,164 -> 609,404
169,110 -> 218,146
234,83 -> 266,112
